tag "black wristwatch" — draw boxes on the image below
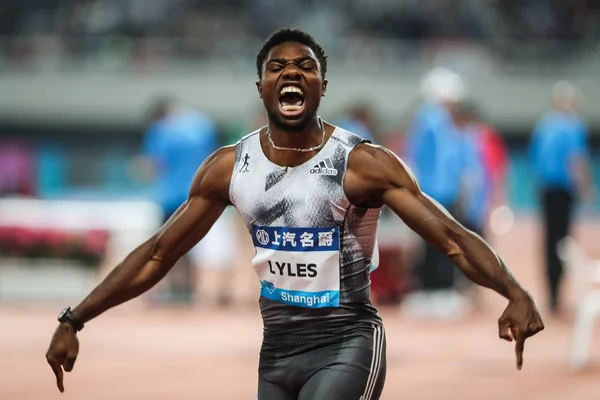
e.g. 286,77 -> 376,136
57,306 -> 85,332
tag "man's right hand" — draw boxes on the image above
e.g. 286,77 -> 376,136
45,323 -> 80,393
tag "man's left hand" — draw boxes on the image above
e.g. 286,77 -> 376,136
498,290 -> 545,370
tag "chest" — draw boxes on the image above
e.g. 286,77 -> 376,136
232,152 -> 349,228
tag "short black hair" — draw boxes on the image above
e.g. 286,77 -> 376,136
256,28 -> 328,79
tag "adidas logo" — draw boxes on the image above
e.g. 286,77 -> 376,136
309,157 -> 338,176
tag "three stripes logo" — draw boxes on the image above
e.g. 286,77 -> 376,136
309,157 -> 338,176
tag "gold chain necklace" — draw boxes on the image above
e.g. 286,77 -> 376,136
267,117 -> 326,152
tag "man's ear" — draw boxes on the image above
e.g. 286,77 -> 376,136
322,79 -> 328,97
256,81 -> 263,98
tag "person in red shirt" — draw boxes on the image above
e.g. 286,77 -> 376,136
481,121 -> 509,209
457,101 -> 509,227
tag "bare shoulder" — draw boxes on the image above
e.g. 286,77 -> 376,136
345,142 -> 416,207
347,142 -> 413,186
191,145 -> 237,202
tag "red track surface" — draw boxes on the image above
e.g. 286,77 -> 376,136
2,217 -> 600,399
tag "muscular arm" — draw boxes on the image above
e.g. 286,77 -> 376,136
72,146 -> 236,323
345,143 -> 527,301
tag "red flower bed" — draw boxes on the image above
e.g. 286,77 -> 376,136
0,225 -> 110,266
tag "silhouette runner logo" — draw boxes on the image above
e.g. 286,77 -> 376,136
239,153 -> 250,172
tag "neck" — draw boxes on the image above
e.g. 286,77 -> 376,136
268,116 -> 323,150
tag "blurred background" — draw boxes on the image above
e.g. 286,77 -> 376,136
1,1 -> 600,399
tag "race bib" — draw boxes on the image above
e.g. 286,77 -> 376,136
251,225 -> 341,309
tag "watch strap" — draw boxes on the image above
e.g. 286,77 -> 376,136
58,306 -> 85,331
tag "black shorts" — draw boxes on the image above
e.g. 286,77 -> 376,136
258,324 -> 387,400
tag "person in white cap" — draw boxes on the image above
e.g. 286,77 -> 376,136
400,67 -> 475,320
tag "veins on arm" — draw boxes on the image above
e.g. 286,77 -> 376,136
71,146 -> 236,322
345,143 -> 525,300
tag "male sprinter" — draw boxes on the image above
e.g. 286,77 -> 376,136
46,29 -> 544,400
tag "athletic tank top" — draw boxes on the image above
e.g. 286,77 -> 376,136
229,126 -> 382,331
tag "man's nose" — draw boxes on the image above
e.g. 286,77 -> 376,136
282,65 -> 301,80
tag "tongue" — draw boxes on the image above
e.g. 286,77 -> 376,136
281,99 -> 303,107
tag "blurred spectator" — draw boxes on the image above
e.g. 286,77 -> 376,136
450,101 -> 509,308
453,101 -> 509,235
334,101 -> 377,143
0,141 -> 36,197
136,96 -> 219,304
529,81 -> 595,315
452,104 -> 490,238
400,67 -> 471,320
476,109 -> 509,212
2,0 -> 599,70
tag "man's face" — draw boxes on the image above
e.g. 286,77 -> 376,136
256,42 -> 327,132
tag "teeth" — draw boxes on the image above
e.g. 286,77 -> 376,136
280,86 -> 303,96
282,105 -> 302,111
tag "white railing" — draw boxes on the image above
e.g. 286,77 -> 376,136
0,197 -> 163,260
0,197 -> 163,302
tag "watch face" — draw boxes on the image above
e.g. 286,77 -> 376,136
58,307 -> 69,320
